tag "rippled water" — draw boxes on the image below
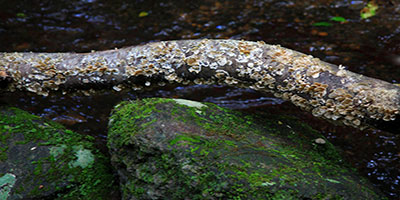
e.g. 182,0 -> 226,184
1,0 -> 400,198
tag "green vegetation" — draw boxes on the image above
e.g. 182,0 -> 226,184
330,16 -> 347,22
312,21 -> 333,27
312,16 -> 347,27
361,1 -> 378,19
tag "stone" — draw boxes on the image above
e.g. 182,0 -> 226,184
0,107 -> 117,200
107,98 -> 385,200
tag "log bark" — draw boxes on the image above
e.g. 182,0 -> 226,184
1,39 -> 399,133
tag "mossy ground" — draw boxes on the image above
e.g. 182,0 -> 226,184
0,107 -> 117,199
108,98 -> 384,200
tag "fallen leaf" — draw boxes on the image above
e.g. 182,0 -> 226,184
139,11 -> 149,17
361,1 -> 378,19
318,32 -> 328,36
312,22 -> 332,27
330,16 -> 347,22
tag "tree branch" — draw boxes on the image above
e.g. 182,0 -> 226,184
1,39 -> 399,132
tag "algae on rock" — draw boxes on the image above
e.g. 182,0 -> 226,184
108,98 -> 385,200
0,107 -> 116,200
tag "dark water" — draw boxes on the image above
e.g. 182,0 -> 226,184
1,0 -> 399,198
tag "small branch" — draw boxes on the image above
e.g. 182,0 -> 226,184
1,39 -> 399,132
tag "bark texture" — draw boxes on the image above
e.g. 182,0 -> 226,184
1,39 -> 399,132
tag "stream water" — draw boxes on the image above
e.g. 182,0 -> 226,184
1,0 -> 399,198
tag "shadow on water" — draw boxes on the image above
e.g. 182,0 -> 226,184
1,0 -> 400,198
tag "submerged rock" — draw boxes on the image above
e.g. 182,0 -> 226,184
0,107 -> 116,200
108,98 -> 385,200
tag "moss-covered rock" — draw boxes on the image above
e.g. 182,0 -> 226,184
107,98 -> 385,200
0,107 -> 116,200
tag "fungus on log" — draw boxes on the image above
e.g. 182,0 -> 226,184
0,39 -> 399,133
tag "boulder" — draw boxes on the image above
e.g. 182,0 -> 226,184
0,107 -> 116,200
108,98 -> 385,200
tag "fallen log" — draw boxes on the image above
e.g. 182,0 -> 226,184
1,39 -> 399,133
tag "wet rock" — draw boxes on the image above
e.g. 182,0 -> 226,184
108,98 -> 385,200
0,107 -> 116,200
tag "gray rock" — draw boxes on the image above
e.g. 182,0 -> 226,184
0,107 -> 116,200
108,98 -> 385,200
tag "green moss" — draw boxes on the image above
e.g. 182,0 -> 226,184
0,107 -> 77,145
169,100 -> 257,140
108,98 -> 169,148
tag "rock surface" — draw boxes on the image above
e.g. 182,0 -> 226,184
0,107 -> 116,200
108,98 -> 385,200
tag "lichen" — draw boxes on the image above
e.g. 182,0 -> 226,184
172,99 -> 207,109
69,145 -> 95,168
0,173 -> 17,200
